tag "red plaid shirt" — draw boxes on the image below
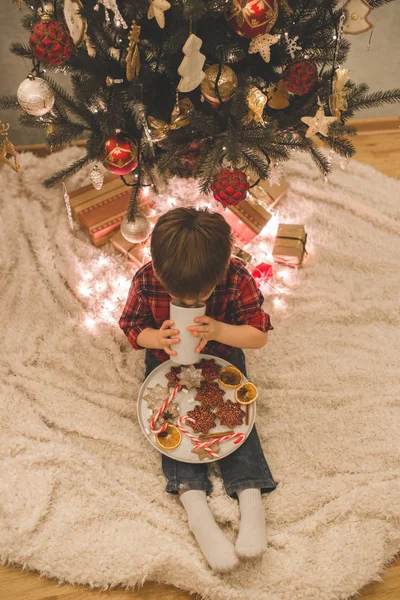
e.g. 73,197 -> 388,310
119,258 -> 273,362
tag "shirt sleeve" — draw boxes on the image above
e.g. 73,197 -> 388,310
119,272 -> 156,350
228,267 -> 274,333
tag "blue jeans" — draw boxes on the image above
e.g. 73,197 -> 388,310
144,349 -> 277,499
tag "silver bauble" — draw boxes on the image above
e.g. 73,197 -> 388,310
17,76 -> 55,116
120,213 -> 151,243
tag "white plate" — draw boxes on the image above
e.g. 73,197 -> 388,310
137,354 -> 256,463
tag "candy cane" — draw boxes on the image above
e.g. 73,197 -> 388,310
192,431 -> 246,451
149,385 -> 182,435
177,415 -> 220,459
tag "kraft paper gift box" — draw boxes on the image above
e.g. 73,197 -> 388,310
109,230 -> 145,268
69,175 -> 154,247
272,223 -> 308,267
217,180 -> 288,245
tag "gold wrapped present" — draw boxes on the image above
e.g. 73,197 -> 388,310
272,223 -> 307,267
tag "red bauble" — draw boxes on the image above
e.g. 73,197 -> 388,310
252,263 -> 274,284
227,0 -> 279,39
210,168 -> 250,206
103,134 -> 138,176
283,59 -> 318,96
29,18 -> 74,66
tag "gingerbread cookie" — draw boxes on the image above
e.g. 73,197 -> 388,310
186,405 -> 217,434
194,358 -> 222,382
165,366 -> 184,388
150,402 -> 180,430
177,365 -> 205,390
192,442 -> 220,461
143,384 -> 170,411
195,381 -> 225,409
216,400 -> 245,428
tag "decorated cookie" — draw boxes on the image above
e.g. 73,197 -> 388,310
216,399 -> 245,428
195,381 -> 225,409
150,402 -> 180,430
187,405 -> 217,434
143,384 -> 170,411
177,364 -> 205,390
194,358 -> 222,382
192,442 -> 220,460
165,366 -> 184,388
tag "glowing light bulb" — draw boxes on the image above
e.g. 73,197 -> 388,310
84,315 -> 96,330
273,297 -> 284,308
97,255 -> 109,267
78,283 -> 92,297
95,282 -> 107,293
168,197 -> 177,206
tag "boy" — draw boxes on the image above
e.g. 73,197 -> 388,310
120,207 -> 276,573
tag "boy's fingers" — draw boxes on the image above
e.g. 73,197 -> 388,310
195,340 -> 207,353
161,320 -> 174,330
164,346 -> 177,356
168,338 -> 180,345
194,316 -> 210,324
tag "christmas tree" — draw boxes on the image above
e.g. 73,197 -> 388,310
1,0 -> 399,227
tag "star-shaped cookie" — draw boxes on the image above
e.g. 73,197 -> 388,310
195,382 -> 225,409
192,442 -> 220,461
143,384 -> 170,411
216,400 -> 245,428
150,402 -> 180,429
177,365 -> 205,390
194,358 -> 221,382
186,405 -> 217,434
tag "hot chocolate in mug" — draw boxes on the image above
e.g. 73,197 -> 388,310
169,300 -> 206,365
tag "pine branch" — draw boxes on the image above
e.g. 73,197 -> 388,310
9,41 -> 33,60
347,89 -> 400,112
0,95 -> 20,110
198,140 -> 225,193
321,135 -> 356,158
241,146 -> 271,179
43,154 -> 92,188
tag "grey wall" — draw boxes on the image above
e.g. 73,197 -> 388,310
1,2 -> 399,146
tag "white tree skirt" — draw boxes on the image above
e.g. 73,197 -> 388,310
0,148 -> 399,600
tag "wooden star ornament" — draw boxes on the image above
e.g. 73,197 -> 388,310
248,33 -> 279,63
301,107 -> 337,138
147,0 -> 171,29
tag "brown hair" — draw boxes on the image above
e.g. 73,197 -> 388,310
151,207 -> 234,297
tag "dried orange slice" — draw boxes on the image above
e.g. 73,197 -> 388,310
156,424 -> 182,450
219,366 -> 243,389
235,382 -> 258,405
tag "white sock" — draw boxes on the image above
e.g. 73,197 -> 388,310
235,488 -> 268,559
180,490 -> 239,573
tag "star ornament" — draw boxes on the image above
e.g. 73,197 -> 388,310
147,0 -> 171,29
301,107 -> 337,138
248,33 -> 279,63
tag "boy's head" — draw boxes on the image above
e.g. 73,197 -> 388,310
151,207 -> 233,303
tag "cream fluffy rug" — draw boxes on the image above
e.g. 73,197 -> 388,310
1,147 -> 399,600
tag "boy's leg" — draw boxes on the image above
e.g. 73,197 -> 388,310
144,350 -> 212,495
144,350 -> 237,572
217,349 -> 277,559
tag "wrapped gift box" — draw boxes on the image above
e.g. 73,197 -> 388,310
109,230 -> 146,268
272,223 -> 307,267
69,175 -> 154,247
217,180 -> 288,245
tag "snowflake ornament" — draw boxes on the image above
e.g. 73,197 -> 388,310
94,1 -> 128,28
177,365 -> 205,390
248,33 -> 279,63
285,35 -> 302,59
147,0 -> 171,29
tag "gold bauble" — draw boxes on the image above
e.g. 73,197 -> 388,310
200,65 -> 238,104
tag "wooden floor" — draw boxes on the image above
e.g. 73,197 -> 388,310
1,128 -> 399,600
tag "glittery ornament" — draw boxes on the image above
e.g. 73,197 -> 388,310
177,365 -> 205,390
285,34 -> 302,59
0,122 -> 21,173
17,75 -> 55,116
201,65 -> 238,105
243,86 -> 268,124
283,59 -> 318,96
227,0 -> 279,39
29,13 -> 74,66
211,168 -> 249,206
103,133 -> 138,175
126,20 -> 141,82
90,164 -> 105,190
329,67 -> 350,119
120,213 -> 151,243
62,181 -> 74,231
248,32 -> 279,62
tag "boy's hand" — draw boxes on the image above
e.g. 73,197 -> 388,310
187,316 -> 222,353
157,320 -> 180,356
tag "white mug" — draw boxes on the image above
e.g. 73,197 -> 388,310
169,300 -> 206,365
